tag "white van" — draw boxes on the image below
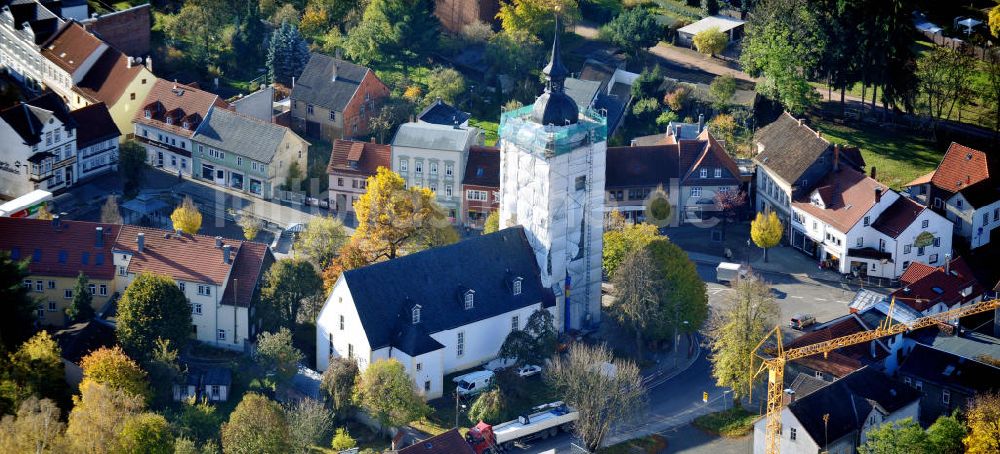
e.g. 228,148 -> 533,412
454,370 -> 495,396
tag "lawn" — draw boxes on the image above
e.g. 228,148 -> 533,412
470,119 -> 499,146
598,434 -> 668,454
810,116 -> 942,190
692,407 -> 759,437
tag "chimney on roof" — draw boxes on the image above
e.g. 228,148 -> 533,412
875,187 -> 883,203
870,166 -> 877,180
126,57 -> 132,69
137,232 -> 145,252
215,236 -> 223,248
370,137 -> 375,143
783,389 -> 796,405
833,144 -> 840,172
145,56 -> 152,72
698,113 -> 705,133
51,214 -> 60,230
223,244 -> 232,264
291,76 -> 295,88
95,227 -> 104,247
816,130 -> 821,138
798,118 -> 804,126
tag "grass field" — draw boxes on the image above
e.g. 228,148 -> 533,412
692,407 -> 759,437
810,117 -> 942,190
470,119 -> 499,146
598,434 -> 669,453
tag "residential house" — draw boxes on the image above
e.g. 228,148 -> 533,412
53,320 -> 116,387
461,145 -> 499,228
327,139 -> 391,212
418,98 -> 470,127
677,15 -> 745,47
752,367 -> 920,454
192,108 -> 309,200
891,256 -> 984,316
433,0 -> 498,33
73,46 -> 155,141
0,92 -> 78,197
784,314 -> 891,383
38,21 -> 107,107
566,58 -> 637,136
604,145 -> 677,225
172,366 -> 232,402
289,53 -> 389,141
232,85 -> 275,123
392,121 -> 481,221
905,143 -> 1000,250
398,429 -> 475,454
789,164 -> 953,279
68,101 -> 120,181
133,79 -> 228,178
0,0 -> 65,90
754,112 -> 865,234
897,344 -> 1000,424
112,225 -> 274,350
0,217 -> 119,326
316,227 -> 555,399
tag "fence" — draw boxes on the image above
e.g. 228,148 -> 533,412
918,30 -> 994,61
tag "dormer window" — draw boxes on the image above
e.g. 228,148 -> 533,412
182,121 -> 191,130
412,305 -> 421,324
512,279 -> 522,296
165,115 -> 173,125
144,109 -> 151,119
464,290 -> 474,309
700,168 -> 708,178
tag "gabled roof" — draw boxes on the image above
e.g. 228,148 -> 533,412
564,77 -> 601,108
0,217 -> 118,279
787,315 -> 889,378
392,122 -> 477,152
753,112 -> 831,185
605,145 -> 678,189
908,330 -> 1000,363
398,429 -> 475,454
193,108 -> 299,163
891,257 -> 982,312
462,146 -> 499,187
327,139 -> 391,177
220,241 -> 273,307
53,321 -> 116,364
290,53 -> 370,112
677,15 -> 745,35
906,170 -> 936,187
417,99 -> 471,126
930,143 -> 991,194
956,178 -> 1000,209
75,47 -> 145,105
114,225 -> 243,286
898,344 -> 1000,394
7,0 -> 64,44
788,367 -> 919,445
69,102 -> 120,147
1,92 -> 78,145
680,129 -> 742,185
791,167 -> 888,233
341,227 -> 555,356
40,21 -> 104,74
871,196 -> 925,239
134,79 -> 226,138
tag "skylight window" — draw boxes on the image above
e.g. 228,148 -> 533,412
464,291 -> 474,310
412,305 -> 421,324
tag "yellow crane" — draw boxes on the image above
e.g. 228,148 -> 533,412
753,297 -> 1000,454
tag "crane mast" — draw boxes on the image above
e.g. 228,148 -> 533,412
755,298 -> 1000,454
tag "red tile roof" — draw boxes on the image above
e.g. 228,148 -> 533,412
40,22 -> 104,74
871,196 -> 925,239
327,139 -> 391,177
899,261 -> 936,286
792,167 -> 888,233
462,146 -> 500,188
905,171 -> 935,187
891,257 -> 983,313
134,79 -> 227,138
220,241 -> 273,307
787,315 -> 889,378
114,225 -> 240,285
0,218 -> 118,280
680,129 -> 743,184
398,429 -> 475,454
930,143 -> 990,194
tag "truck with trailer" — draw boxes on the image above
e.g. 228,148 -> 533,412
465,401 -> 578,453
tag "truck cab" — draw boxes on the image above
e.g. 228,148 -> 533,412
466,421 -> 498,454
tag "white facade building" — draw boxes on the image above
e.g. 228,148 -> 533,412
0,93 -> 77,198
392,121 -> 480,221
133,79 -> 224,178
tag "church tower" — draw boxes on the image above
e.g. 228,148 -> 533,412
498,17 -> 607,331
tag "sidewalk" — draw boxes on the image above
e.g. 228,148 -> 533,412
686,247 -> 845,286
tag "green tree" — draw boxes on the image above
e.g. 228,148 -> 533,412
0,252 -> 36,351
0,396 -> 65,453
740,0 -> 825,113
708,273 -> 778,399
285,398 -> 332,453
344,0 -> 440,65
260,259 -> 324,328
656,110 -> 679,127
238,215 -> 262,241
424,67 -> 467,106
964,392 -> 1000,454
147,338 -> 182,408
631,65 -> 665,100
709,74 -> 737,111
859,418 -> 930,454
601,7 -> 661,59
702,0 -> 720,15
486,30 -> 544,80
65,272 -> 95,323
116,273 -> 193,363
647,238 -> 708,341
693,27 -> 727,57
602,223 -> 659,278
294,216 -> 349,269
498,329 -> 538,366
482,210 -> 500,234
116,412 -> 174,454
927,413 -> 967,454
916,45 -> 975,121
118,142 -> 146,199
523,309 -> 558,358
991,3 -> 1000,37
7,331 -> 65,406
631,97 -> 662,122
497,0 -> 580,37
330,427 -> 357,450
266,21 -> 311,86
353,359 -> 429,433
468,388 -> 506,423
610,248 -> 660,359
171,196 -> 203,235
80,346 -> 151,402
320,357 -> 359,420
174,398 -> 222,444
368,96 -> 416,143
750,211 -> 783,262
255,328 -> 304,384
221,393 -> 292,454
65,381 -> 144,453
101,195 -> 123,224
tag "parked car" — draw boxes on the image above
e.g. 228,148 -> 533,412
789,314 -> 817,330
517,364 -> 542,377
716,262 -> 747,284
483,357 -> 517,372
454,370 -> 495,396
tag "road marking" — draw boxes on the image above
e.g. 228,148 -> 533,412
815,298 -> 827,301
791,296 -> 804,299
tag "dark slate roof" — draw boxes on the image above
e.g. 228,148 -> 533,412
201,367 -> 232,386
399,429 -> 475,454
290,53 -> 369,112
69,102 -> 120,147
53,321 -> 116,364
418,99 -> 471,126
462,146 -> 499,187
898,343 -> 1000,394
605,145 -> 678,189
958,178 -> 1000,209
193,109 -> 298,163
564,77 -> 600,108
0,93 -> 76,145
908,330 -> 1000,362
871,196 -> 925,239
342,227 -> 555,356
788,367 -> 920,444
753,112 -> 830,185
8,0 -> 63,44
594,91 -> 626,135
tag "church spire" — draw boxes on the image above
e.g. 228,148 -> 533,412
542,15 -> 569,93
530,15 -> 578,125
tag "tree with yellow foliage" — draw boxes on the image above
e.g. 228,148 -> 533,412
170,196 -> 202,234
79,346 -> 151,403
36,204 -> 54,220
482,210 -> 500,234
497,0 -> 579,37
964,392 -> 1000,454
353,167 -> 456,263
750,211 -> 783,262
